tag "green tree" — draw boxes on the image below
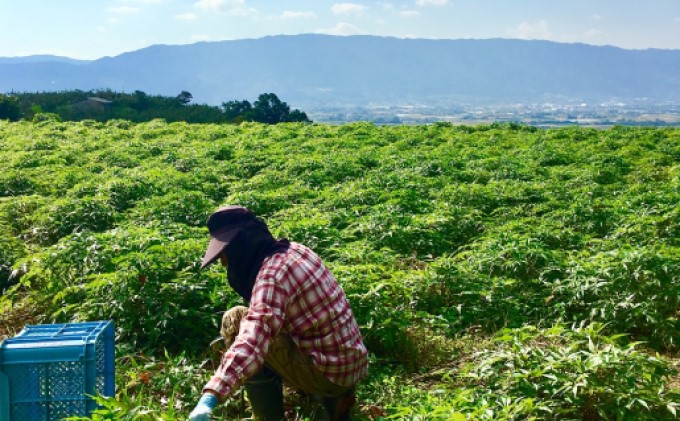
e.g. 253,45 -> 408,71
0,94 -> 21,121
248,93 -> 310,124
176,90 -> 193,105
222,99 -> 253,122
251,93 -> 288,124
132,90 -> 149,111
286,109 -> 311,123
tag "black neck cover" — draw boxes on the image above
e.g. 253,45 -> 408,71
225,219 -> 289,302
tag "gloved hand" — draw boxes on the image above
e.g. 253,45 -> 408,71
188,392 -> 218,420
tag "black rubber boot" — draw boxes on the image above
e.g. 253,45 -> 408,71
244,367 -> 285,421
321,388 -> 355,421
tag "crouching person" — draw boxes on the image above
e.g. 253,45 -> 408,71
189,206 -> 368,421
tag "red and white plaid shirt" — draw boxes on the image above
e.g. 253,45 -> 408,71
204,242 -> 368,398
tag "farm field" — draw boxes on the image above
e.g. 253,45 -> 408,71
0,118 -> 679,420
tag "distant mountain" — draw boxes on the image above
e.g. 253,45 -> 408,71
0,55 -> 90,65
1,35 -> 679,108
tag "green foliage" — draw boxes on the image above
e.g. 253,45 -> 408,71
222,99 -> 253,122
251,92 -> 310,124
391,324 -> 680,420
0,94 -> 21,121
65,351 -> 247,420
1,121 -> 678,419
9,89 -> 310,124
556,246 -> 680,350
0,223 -> 25,292
223,93 -> 310,124
29,196 -> 118,244
469,324 -> 679,420
32,112 -> 62,123
17,224 -> 237,353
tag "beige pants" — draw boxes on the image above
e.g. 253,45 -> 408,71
221,306 -> 349,397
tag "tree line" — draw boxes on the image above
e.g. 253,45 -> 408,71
0,90 -> 310,124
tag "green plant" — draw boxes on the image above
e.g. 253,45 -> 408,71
1,121 -> 679,419
465,324 -> 680,420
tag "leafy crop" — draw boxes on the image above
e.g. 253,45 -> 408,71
0,120 -> 678,419
391,324 -> 680,420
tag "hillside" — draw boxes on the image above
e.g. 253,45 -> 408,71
1,119 -> 678,419
1,35 -> 680,108
0,55 -> 90,65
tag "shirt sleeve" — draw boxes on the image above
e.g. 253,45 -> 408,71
203,258 -> 291,399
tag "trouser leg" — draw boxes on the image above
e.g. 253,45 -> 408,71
244,366 -> 285,421
265,335 -> 355,420
321,388 -> 356,421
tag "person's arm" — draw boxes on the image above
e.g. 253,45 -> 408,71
203,260 -> 290,399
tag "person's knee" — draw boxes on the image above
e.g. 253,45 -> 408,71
247,366 -> 281,385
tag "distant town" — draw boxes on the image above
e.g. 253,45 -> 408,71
310,101 -> 680,127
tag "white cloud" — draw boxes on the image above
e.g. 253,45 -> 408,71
378,2 -> 394,10
674,17 -> 680,23
319,22 -> 362,36
510,20 -> 552,40
117,0 -> 163,3
589,14 -> 602,20
416,0 -> 448,6
175,12 -> 198,20
585,28 -> 603,38
191,34 -> 212,42
332,3 -> 367,17
280,11 -> 317,20
399,10 -> 420,17
194,0 -> 257,16
107,6 -> 139,14
194,0 -> 221,11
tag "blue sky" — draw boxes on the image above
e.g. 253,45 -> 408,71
1,0 -> 679,59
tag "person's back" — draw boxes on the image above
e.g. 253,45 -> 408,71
259,242 -> 368,385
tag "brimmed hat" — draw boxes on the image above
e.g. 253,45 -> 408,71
200,205 -> 256,269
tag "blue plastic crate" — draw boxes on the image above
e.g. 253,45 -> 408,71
0,321 -> 115,421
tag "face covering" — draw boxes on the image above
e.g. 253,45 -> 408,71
224,218 -> 289,302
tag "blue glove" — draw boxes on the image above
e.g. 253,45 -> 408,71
189,393 -> 218,420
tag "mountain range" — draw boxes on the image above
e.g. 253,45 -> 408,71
1,35 -> 679,108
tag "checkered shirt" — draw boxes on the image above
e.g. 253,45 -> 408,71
204,242 -> 369,398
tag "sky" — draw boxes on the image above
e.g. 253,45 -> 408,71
1,0 -> 679,59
